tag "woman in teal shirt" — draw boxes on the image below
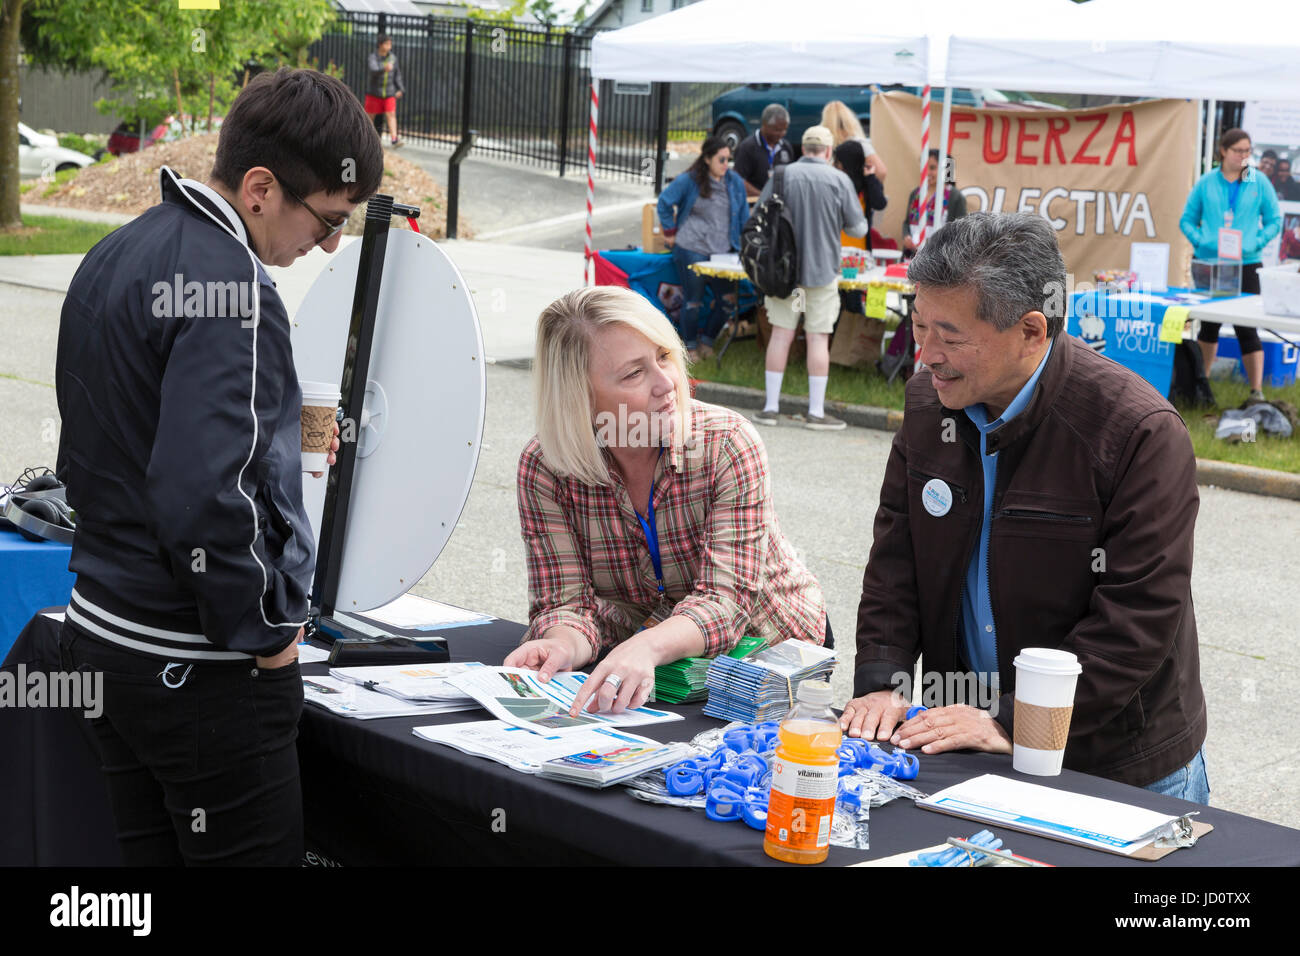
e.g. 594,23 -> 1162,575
1179,128 -> 1282,401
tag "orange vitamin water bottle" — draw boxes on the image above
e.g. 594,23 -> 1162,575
763,680 -> 842,864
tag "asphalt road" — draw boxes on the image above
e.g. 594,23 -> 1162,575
401,144 -> 693,253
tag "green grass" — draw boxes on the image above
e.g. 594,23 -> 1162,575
692,337 -> 909,410
691,338 -> 1300,472
40,165 -> 83,198
1176,379 -> 1300,473
0,216 -> 119,256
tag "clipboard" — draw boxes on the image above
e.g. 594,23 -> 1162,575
916,774 -> 1215,860
918,801 -> 1213,860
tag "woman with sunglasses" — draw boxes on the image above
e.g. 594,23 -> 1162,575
54,69 -> 384,865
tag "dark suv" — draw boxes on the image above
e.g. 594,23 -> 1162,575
711,84 -> 987,152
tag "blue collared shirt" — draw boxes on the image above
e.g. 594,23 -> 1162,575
959,341 -> 1053,684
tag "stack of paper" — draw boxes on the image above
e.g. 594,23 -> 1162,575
702,639 -> 837,722
329,662 -> 485,702
414,719 -> 687,784
539,738 -> 693,788
302,674 -> 482,720
654,635 -> 766,703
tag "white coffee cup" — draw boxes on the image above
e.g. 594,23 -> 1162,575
299,380 -> 341,474
1011,648 -> 1082,776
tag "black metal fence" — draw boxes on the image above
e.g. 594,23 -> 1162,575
310,11 -> 711,187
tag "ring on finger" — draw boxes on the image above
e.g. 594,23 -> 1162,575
603,674 -> 623,691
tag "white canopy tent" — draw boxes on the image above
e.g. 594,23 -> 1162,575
585,0 -> 1300,275
941,0 -> 1300,102
589,0 -> 933,86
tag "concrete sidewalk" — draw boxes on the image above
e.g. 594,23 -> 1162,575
0,223 -> 580,363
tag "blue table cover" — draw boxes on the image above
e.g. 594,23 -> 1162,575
0,527 -> 74,661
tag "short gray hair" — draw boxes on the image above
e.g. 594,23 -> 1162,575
907,212 -> 1067,337
760,103 -> 789,127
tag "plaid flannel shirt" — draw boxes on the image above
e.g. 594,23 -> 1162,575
517,400 -> 826,659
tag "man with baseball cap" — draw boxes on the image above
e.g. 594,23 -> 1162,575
753,125 -> 868,431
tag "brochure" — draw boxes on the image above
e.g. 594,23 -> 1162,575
302,674 -> 482,720
413,719 -> 682,778
446,666 -> 684,734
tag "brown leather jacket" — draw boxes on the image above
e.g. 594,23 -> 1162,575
854,333 -> 1207,787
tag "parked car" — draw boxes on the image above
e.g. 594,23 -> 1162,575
17,122 -> 96,178
106,119 -> 171,156
106,114 -> 225,156
711,84 -> 991,153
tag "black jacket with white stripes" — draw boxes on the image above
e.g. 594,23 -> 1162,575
55,167 -> 315,660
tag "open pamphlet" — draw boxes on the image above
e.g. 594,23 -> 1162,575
302,674 -> 483,720
329,662 -> 485,702
414,719 -> 690,784
917,774 -> 1196,857
446,666 -> 685,734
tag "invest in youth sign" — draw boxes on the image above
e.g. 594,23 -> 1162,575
871,94 -> 1199,288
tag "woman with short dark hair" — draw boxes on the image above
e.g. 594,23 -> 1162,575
54,68 -> 383,865
656,136 -> 748,363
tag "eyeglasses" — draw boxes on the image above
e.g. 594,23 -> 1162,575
1227,146 -> 1253,156
275,175 -> 348,244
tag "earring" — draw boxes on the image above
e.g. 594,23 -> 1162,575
251,204 -> 261,214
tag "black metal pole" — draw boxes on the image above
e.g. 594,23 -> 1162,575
311,195 -> 394,620
654,81 -> 671,196
558,32 -> 573,178
447,21 -> 474,240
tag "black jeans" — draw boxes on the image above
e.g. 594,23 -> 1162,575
1197,261 -> 1262,354
58,623 -> 304,866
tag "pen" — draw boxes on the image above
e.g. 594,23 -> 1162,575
945,836 -> 1054,867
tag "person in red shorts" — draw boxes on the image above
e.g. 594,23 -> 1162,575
366,34 -> 404,147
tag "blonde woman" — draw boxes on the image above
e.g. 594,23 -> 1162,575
820,100 -> 888,180
505,286 -> 829,716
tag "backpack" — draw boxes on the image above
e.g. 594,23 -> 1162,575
1168,340 -> 1215,408
740,165 -> 799,298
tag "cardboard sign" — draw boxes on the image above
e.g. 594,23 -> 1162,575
871,94 -> 1199,289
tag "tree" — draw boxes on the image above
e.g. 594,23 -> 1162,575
3,0 -> 338,225
1,0 -> 27,228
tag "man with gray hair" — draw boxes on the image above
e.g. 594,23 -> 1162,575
841,212 -> 1209,801
733,104 -> 794,198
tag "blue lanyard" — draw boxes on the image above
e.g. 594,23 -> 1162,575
1226,178 -> 1243,217
633,448 -> 665,596
760,131 -> 779,168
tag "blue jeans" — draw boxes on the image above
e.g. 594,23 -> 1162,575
1142,746 -> 1210,805
671,244 -> 733,348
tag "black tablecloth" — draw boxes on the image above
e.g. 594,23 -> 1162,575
4,609 -> 1300,866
